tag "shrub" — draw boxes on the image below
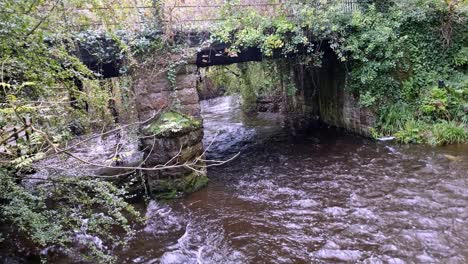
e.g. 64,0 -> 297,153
418,84 -> 468,122
377,102 -> 414,136
395,119 -> 429,144
420,87 -> 450,120
428,121 -> 468,146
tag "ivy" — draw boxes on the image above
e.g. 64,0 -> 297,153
167,60 -> 187,89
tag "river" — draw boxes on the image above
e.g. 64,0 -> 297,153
116,96 -> 468,263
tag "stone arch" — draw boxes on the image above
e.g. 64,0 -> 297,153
132,45 -> 376,197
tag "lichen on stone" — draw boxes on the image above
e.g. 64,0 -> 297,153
144,111 -> 202,137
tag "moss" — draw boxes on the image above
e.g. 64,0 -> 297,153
144,111 -> 202,137
181,172 -> 209,193
152,172 -> 209,199
155,189 -> 179,200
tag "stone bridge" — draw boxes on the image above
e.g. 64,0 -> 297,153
78,0 -> 372,197
129,43 -> 375,197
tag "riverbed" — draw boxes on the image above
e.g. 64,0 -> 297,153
116,96 -> 468,263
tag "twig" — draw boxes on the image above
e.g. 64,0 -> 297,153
25,0 -> 61,37
32,125 -> 239,178
57,109 -> 162,154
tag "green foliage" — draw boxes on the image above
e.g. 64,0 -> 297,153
0,1 -> 150,261
75,30 -> 134,75
358,91 -> 377,107
131,27 -> 165,56
420,87 -> 450,119
395,120 -> 467,146
212,6 -> 313,60
395,119 -> 429,144
206,61 -> 286,112
0,1 -> 118,159
377,102 -> 415,136
76,30 -> 129,64
0,168 -> 142,262
166,60 -> 187,89
453,46 -> 468,67
419,86 -> 467,122
344,5 -> 406,102
428,121 -> 468,146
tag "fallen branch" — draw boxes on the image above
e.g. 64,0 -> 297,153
31,125 -> 239,179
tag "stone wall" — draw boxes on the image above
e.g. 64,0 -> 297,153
133,63 -> 201,121
298,47 -> 376,136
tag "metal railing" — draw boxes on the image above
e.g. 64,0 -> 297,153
1,1 -> 363,31
164,0 -> 362,30
340,0 -> 361,12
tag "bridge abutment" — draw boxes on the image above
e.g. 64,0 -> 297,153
301,48 -> 376,136
133,56 -> 207,198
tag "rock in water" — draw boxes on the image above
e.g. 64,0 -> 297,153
444,154 -> 461,162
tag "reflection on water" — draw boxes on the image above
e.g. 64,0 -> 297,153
119,96 -> 468,263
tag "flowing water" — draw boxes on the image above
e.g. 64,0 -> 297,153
118,96 -> 468,264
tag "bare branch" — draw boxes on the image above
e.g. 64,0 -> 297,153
31,124 -> 239,179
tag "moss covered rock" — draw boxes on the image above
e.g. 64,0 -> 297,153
143,111 -> 202,137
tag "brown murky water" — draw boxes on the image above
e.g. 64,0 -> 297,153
118,96 -> 468,263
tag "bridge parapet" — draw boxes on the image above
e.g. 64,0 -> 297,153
161,0 -> 362,32
163,0 -> 283,31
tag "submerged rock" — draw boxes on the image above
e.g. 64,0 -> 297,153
443,154 -> 461,162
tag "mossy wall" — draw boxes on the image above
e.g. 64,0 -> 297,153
298,47 -> 376,135
143,111 -> 202,137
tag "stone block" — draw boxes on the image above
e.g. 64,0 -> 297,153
141,128 -> 203,166
132,59 -> 206,198
171,87 -> 200,106
176,103 -> 201,117
136,91 -> 170,114
175,74 -> 197,90
147,170 -> 208,199
174,63 -> 198,75
179,142 -> 204,161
